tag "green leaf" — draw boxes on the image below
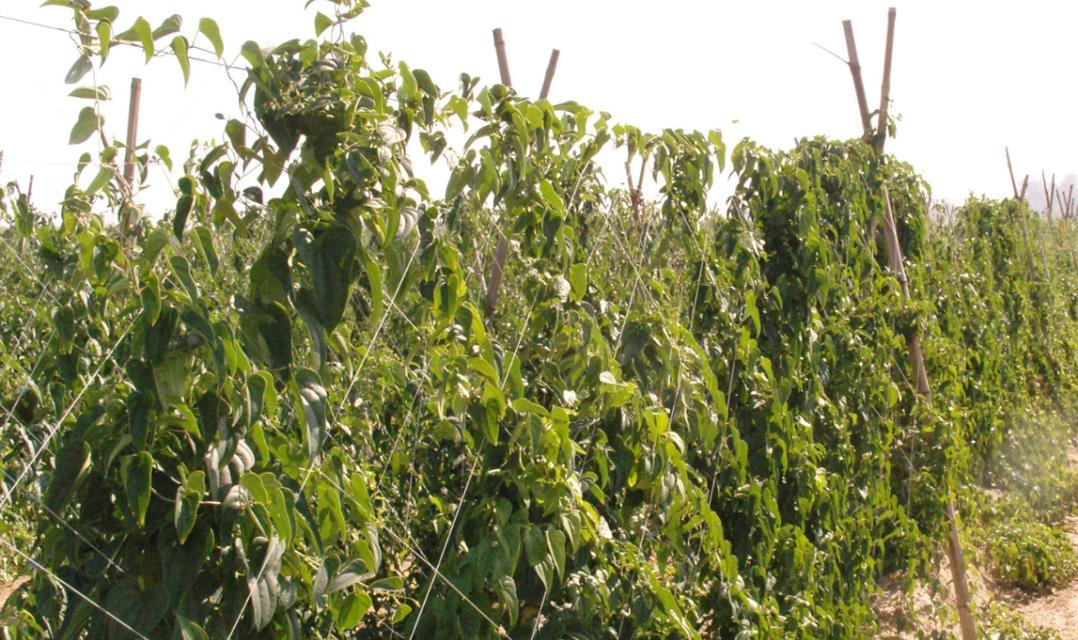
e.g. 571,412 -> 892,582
361,254 -> 384,323
86,165 -> 114,195
127,390 -> 152,450
65,55 -> 93,84
247,537 -> 284,631
171,36 -> 190,85
240,41 -> 264,68
155,144 -> 173,171
538,178 -> 566,217
152,14 -> 183,40
69,107 -> 101,144
511,397 -> 549,418
295,370 -> 328,462
69,85 -> 110,101
175,615 -> 209,640
398,62 -> 417,102
121,451 -> 153,527
568,263 -> 587,301
174,194 -> 193,240
96,20 -> 112,62
293,224 -> 357,330
333,591 -> 372,630
105,579 -> 168,638
194,226 -> 219,276
546,528 -> 566,579
117,17 -> 154,62
198,18 -> 224,58
140,272 -> 161,325
159,523 -> 212,606
328,559 -> 373,593
175,470 -> 205,544
314,12 -> 333,36
44,440 -> 90,512
85,6 -> 119,22
494,575 -> 519,629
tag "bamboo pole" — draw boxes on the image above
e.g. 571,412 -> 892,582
120,77 -> 142,239
843,11 -> 977,639
873,8 -> 896,153
539,49 -> 560,100
486,30 -> 513,313
1005,147 -> 1020,200
123,77 -> 142,194
493,29 -> 512,87
842,20 -> 872,136
1043,171 -> 1055,221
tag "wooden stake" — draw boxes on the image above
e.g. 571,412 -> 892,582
874,8 -> 897,152
842,21 -> 872,136
486,30 -> 513,313
123,78 -> 142,194
1019,174 -> 1029,202
121,77 -> 142,239
493,29 -> 512,87
1043,172 -> 1055,221
539,49 -> 560,100
1005,147 -> 1019,200
846,9 -> 977,638
883,189 -> 976,640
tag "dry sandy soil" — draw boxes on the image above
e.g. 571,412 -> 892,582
1017,514 -> 1078,638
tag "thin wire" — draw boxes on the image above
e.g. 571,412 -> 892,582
812,41 -> 850,65
0,314 -> 138,511
0,14 -> 245,71
226,237 -> 424,639
1,477 -> 126,574
373,359 -> 434,493
406,282 -> 546,636
405,449 -> 483,640
0,536 -> 151,640
313,467 -> 504,634
332,238 -> 424,422
411,149 -> 609,636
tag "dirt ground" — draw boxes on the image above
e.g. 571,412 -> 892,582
877,471 -> 1078,639
1017,514 -> 1078,638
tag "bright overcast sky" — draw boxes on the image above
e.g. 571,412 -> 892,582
1,0 -> 1074,214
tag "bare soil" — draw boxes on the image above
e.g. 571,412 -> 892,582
1017,514 -> 1078,639
876,449 -> 1078,639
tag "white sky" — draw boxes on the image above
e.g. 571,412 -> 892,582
1,1 -> 1075,214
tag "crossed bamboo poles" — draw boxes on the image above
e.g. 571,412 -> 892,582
484,29 -> 560,313
841,9 -> 977,639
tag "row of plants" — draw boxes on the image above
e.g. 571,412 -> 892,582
0,1 -> 1076,638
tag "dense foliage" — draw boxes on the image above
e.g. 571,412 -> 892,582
0,2 -> 1076,638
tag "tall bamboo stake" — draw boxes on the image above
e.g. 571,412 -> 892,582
1042,171 -> 1055,221
492,29 -> 512,87
873,8 -> 896,153
539,49 -> 560,100
485,32 -> 562,313
842,21 -> 872,136
120,77 -> 142,239
484,30 -> 514,313
1005,147 -> 1020,200
844,11 -> 976,639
